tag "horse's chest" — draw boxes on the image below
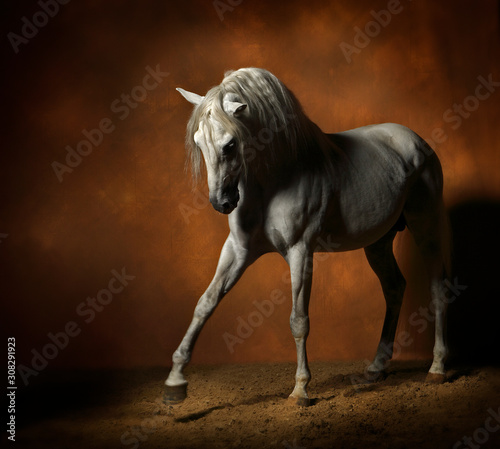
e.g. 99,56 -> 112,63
263,193 -> 325,252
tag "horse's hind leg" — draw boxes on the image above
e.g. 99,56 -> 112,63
405,209 -> 450,382
404,155 -> 450,383
364,228 -> 406,377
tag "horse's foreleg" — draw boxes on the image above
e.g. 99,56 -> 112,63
164,235 -> 252,404
364,229 -> 406,376
286,244 -> 313,406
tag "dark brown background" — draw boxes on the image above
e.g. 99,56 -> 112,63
2,0 -> 499,375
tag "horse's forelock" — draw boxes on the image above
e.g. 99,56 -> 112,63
185,86 -> 249,183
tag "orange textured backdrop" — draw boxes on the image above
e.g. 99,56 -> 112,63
2,0 -> 500,374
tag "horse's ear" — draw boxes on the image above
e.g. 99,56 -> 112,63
223,100 -> 247,117
176,88 -> 204,105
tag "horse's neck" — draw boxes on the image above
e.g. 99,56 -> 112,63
245,159 -> 298,192
242,121 -> 341,195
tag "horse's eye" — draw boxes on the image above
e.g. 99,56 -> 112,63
222,139 -> 236,155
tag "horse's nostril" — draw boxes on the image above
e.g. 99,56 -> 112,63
222,202 -> 231,211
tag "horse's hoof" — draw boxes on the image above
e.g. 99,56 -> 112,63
287,395 -> 311,407
425,372 -> 446,384
366,370 -> 387,383
164,383 -> 187,404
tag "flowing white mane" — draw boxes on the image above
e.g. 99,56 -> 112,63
185,67 -> 333,180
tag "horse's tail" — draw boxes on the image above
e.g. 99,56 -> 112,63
403,136 -> 452,282
420,137 -> 452,281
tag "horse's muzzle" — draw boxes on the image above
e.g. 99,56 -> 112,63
212,190 -> 240,214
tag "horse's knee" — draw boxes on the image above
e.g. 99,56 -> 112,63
193,295 -> 217,319
173,348 -> 190,365
290,315 -> 309,339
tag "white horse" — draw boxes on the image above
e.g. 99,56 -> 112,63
165,68 -> 451,406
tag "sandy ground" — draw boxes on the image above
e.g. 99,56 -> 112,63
11,361 -> 500,449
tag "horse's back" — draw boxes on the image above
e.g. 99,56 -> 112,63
330,123 -> 432,175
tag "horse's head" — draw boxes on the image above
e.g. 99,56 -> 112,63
177,87 -> 248,214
